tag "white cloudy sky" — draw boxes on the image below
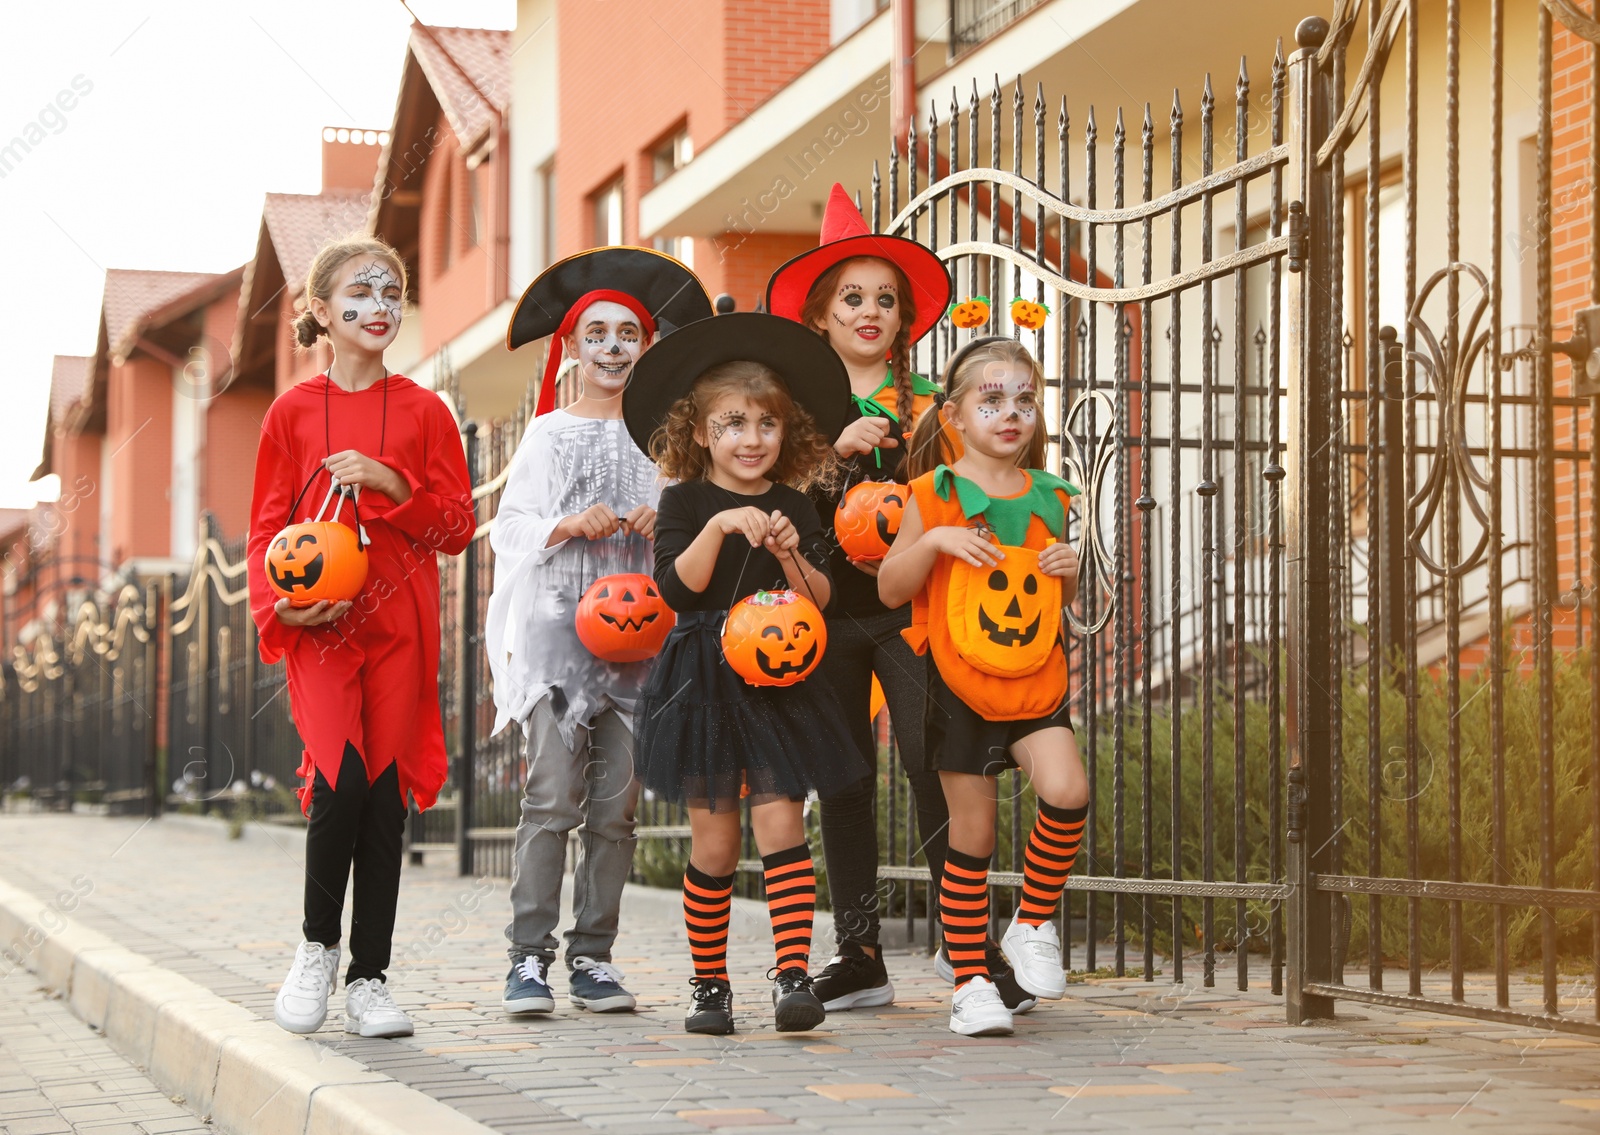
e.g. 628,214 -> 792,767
0,0 -> 514,509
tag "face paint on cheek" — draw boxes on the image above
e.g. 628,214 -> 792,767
342,310 -> 359,322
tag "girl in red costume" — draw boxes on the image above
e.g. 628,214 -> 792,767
247,236 -> 473,1039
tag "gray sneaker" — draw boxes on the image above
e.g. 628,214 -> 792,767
567,956 -> 637,1012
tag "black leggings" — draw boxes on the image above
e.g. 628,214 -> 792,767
816,608 -> 949,949
303,742 -> 407,984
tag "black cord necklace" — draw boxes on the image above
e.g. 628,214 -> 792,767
284,364 -> 390,526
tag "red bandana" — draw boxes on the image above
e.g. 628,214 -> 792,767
534,289 -> 659,417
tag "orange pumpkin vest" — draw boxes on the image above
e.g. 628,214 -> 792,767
902,468 -> 1075,721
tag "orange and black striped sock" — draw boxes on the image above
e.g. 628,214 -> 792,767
761,844 -> 816,973
940,846 -> 992,988
1017,800 -> 1088,926
683,863 -> 735,981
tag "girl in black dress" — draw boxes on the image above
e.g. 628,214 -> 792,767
623,313 -> 863,1036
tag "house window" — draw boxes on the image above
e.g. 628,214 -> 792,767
538,160 -> 556,271
651,128 -> 693,185
467,162 -> 484,248
654,236 -> 694,269
592,177 -> 625,246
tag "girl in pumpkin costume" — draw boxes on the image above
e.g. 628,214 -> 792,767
247,237 -> 473,1039
487,247 -> 711,1018
879,336 -> 1089,1037
622,313 -> 865,1035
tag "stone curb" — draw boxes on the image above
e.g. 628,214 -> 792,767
0,877 -> 497,1135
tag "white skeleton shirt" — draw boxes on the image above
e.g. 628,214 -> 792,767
484,410 -> 662,745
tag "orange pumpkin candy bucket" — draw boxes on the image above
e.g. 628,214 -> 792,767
575,573 -> 676,662
721,589 -> 827,687
834,480 -> 907,562
265,475 -> 369,607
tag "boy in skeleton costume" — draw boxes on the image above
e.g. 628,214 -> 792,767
487,248 -> 711,1015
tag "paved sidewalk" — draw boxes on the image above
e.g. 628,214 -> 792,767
2,813 -> 1599,1135
0,961 -> 211,1135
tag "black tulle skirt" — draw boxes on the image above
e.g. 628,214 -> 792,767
634,612 -> 869,813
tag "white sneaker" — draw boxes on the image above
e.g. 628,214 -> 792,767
344,978 -> 414,1038
950,976 -> 1013,1036
933,946 -> 955,985
274,942 -> 339,1034
1000,915 -> 1067,999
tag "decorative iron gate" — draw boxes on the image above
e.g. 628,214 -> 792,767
1286,0 -> 1600,1036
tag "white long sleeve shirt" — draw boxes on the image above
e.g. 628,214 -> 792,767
483,410 -> 662,744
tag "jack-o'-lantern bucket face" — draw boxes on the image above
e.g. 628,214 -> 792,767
834,481 -> 906,562
947,545 -> 1060,678
721,590 -> 827,687
265,521 -> 368,607
575,573 -> 675,663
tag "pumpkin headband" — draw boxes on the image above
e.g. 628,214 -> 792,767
948,295 -> 1052,331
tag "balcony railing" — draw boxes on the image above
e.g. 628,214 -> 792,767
950,0 -> 1047,57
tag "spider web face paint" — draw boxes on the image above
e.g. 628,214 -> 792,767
326,258 -> 404,351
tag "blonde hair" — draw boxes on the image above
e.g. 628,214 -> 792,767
649,360 -> 839,493
293,234 -> 409,350
907,338 -> 1048,479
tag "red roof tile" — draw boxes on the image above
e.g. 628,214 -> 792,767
262,191 -> 372,297
102,269 -> 218,352
48,355 -> 90,422
409,25 -> 510,148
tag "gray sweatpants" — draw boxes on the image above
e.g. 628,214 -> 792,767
504,697 -> 639,966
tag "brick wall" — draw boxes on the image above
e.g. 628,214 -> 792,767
205,386 -> 272,542
105,356 -> 174,565
555,0 -> 829,258
416,108 -> 498,351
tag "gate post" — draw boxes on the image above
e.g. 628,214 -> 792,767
1284,14 -> 1338,1024
456,422 -> 479,877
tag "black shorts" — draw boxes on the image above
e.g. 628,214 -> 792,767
922,664 -> 1073,776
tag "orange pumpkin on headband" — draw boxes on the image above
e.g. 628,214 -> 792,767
1009,297 -> 1051,330
265,521 -> 368,607
721,590 -> 826,687
575,573 -> 675,662
834,481 -> 907,562
949,296 -> 991,329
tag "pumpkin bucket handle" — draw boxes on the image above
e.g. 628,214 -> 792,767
309,473 -> 370,550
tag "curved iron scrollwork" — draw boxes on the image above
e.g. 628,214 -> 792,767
1545,0 -> 1600,44
1059,387 -> 1120,636
1405,262 -> 1495,578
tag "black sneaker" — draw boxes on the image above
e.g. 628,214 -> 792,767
812,942 -> 895,1010
770,967 -> 826,1032
686,977 -> 735,1035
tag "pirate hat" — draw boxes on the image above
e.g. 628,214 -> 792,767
507,245 -> 713,417
621,312 -> 851,457
765,183 -> 952,343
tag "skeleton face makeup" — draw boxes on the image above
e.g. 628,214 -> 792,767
949,362 -> 1039,460
562,300 -> 647,402
322,257 -> 404,354
696,392 -> 783,490
814,257 -> 902,368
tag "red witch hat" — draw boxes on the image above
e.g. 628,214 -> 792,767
765,183 -> 952,344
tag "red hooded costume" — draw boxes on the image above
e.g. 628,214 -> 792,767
246,373 -> 474,815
